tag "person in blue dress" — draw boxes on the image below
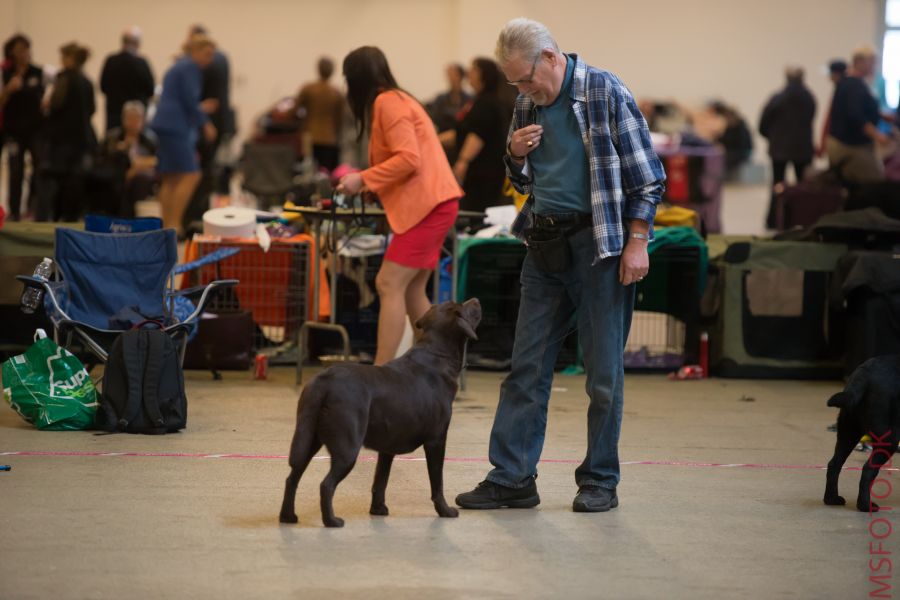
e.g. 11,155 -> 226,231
151,33 -> 217,234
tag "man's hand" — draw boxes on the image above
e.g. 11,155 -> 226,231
619,239 -> 649,286
508,124 -> 544,160
619,219 -> 650,286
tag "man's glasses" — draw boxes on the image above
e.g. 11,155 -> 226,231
506,54 -> 540,86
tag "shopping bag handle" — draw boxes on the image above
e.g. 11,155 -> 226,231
34,328 -> 48,341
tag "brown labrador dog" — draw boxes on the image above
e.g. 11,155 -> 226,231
279,299 -> 481,527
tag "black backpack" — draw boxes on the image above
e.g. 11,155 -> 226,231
96,329 -> 187,434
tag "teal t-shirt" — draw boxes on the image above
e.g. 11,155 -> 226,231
531,56 -> 591,215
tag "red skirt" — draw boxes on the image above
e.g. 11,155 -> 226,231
384,199 -> 459,269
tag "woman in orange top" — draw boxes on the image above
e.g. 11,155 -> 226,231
337,46 -> 462,365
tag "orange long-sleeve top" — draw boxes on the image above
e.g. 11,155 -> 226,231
360,90 -> 462,234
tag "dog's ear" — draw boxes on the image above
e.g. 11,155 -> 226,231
462,298 -> 481,322
456,316 -> 478,340
415,306 -> 436,330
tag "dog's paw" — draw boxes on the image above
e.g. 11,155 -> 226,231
279,512 -> 299,524
859,500 -> 880,513
437,506 -> 459,518
823,494 -> 846,506
323,516 -> 345,528
369,504 -> 389,516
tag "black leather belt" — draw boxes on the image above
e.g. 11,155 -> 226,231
532,212 -> 592,230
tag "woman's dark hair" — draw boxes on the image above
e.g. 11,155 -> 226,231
4,34 -> 31,61
343,46 -> 399,141
472,57 -> 501,96
60,42 -> 90,68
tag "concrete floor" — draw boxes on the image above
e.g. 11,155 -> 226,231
1,366 -> 896,600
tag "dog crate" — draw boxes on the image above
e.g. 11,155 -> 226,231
458,239 -> 578,370
712,240 -> 847,379
627,243 -> 704,369
329,252 -> 383,360
187,236 -> 310,362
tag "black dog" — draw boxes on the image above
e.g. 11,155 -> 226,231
279,299 -> 481,527
824,355 -> 900,512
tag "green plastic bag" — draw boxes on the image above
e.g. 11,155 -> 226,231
2,329 -> 98,430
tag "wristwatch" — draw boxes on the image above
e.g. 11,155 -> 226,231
629,232 -> 649,241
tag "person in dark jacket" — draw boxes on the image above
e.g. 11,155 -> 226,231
38,42 -> 97,222
439,57 -> 511,218
99,26 -> 155,132
182,24 -> 233,233
0,34 -> 45,221
826,46 -> 890,184
759,66 -> 816,228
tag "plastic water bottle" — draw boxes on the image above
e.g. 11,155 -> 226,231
20,257 -> 53,315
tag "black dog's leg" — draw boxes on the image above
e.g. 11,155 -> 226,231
424,438 -> 458,518
856,431 -> 897,513
824,414 -> 862,507
320,452 -> 357,528
370,452 -> 394,516
280,434 -> 323,523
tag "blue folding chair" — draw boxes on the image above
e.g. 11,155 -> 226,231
16,228 -> 237,364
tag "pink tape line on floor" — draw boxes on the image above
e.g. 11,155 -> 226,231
0,450 -> 897,472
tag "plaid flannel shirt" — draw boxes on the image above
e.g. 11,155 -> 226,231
505,54 -> 666,261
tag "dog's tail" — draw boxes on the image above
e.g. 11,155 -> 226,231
288,381 -> 327,468
827,368 -> 868,409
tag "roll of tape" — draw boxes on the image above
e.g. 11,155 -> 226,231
203,207 -> 257,238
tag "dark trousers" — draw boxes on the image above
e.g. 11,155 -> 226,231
767,158 -> 811,229
6,131 -> 41,220
37,144 -> 88,222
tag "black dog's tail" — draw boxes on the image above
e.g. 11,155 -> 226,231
827,368 -> 868,409
288,380 -> 327,468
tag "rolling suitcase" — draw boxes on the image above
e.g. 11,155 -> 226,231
774,182 -> 845,230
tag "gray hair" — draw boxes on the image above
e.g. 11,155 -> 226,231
122,100 -> 145,117
495,17 -> 559,65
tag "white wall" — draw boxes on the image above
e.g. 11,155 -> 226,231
3,0 -> 883,160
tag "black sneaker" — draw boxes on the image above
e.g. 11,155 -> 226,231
455,479 -> 540,509
573,486 -> 618,513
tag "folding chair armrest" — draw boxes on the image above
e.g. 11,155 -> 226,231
15,275 -> 71,321
168,285 -> 208,300
177,279 -> 239,324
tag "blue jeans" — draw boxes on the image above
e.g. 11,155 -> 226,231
486,222 -> 634,490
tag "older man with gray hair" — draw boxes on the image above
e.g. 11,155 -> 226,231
456,18 -> 665,513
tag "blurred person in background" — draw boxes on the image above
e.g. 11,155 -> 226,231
427,62 -> 471,137
440,57 -> 510,217
817,59 -> 847,158
99,26 -> 155,132
183,24 -> 233,234
151,33 -> 217,235
38,42 -> 97,222
826,46 -> 890,184
296,56 -> 345,172
0,34 -> 45,221
759,66 -> 816,228
98,100 -> 158,216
